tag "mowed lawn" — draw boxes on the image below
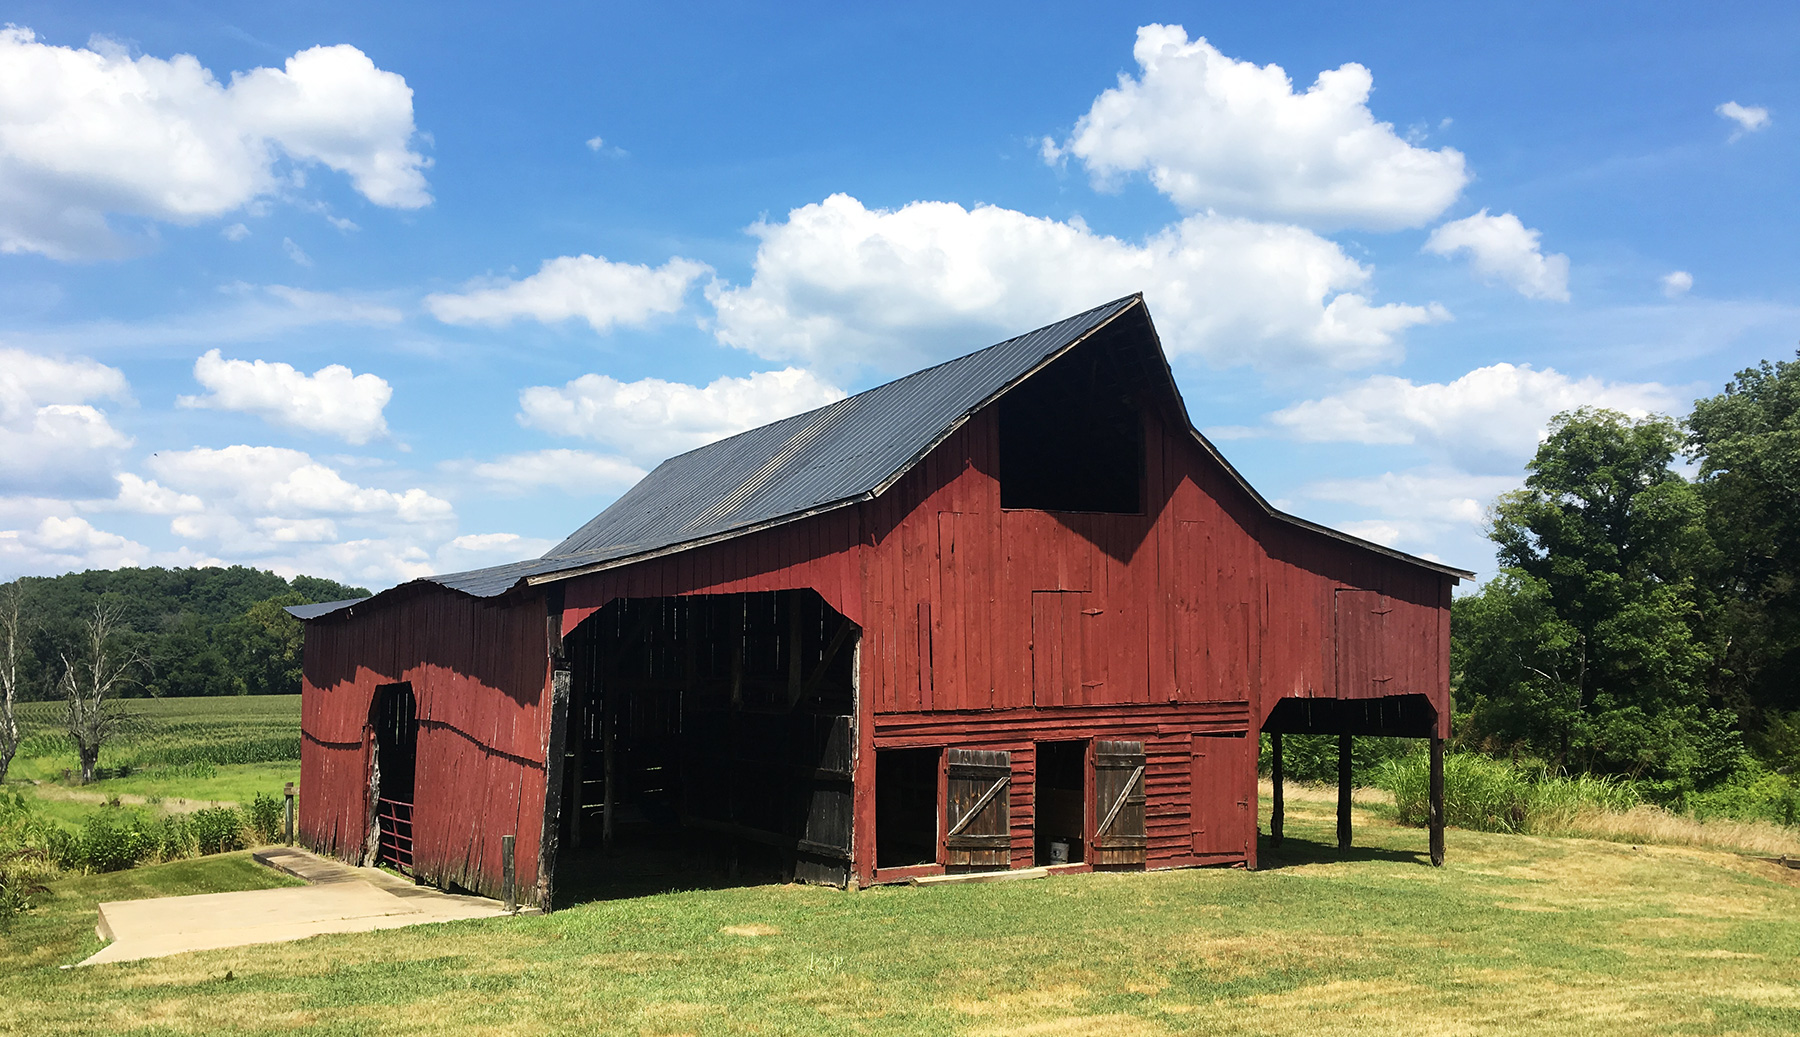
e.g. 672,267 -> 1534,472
5,793 -> 1798,1036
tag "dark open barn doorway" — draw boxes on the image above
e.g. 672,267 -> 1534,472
370,681 -> 417,874
876,747 -> 939,868
1034,740 -> 1086,865
550,589 -> 858,904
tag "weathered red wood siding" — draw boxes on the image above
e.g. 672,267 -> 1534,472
1257,522 -> 1453,738
850,403 -> 1454,881
855,406 -> 1270,880
556,508 -> 864,633
299,589 -> 550,902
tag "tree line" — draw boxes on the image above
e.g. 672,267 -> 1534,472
1455,354 -> 1800,803
0,566 -> 366,783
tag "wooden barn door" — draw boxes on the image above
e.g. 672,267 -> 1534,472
1093,740 -> 1147,867
945,749 -> 1011,870
1191,733 -> 1251,859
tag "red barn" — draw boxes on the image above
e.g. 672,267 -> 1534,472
291,295 -> 1468,907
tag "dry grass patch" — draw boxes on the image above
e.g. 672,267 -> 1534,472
1552,804 -> 1800,857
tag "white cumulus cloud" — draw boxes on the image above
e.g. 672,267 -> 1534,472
0,515 -> 220,578
146,445 -> 452,526
518,368 -> 848,465
0,347 -> 133,496
1717,101 -> 1771,140
1296,467 -> 1522,556
0,29 -> 430,259
1270,363 -> 1678,474
459,449 -> 648,496
707,193 -> 1445,376
1661,271 -> 1694,298
178,349 -> 393,444
1048,25 -> 1468,230
1424,210 -> 1570,302
425,254 -> 712,332
434,532 -> 559,574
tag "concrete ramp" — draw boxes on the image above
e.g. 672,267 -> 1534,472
79,847 -> 517,966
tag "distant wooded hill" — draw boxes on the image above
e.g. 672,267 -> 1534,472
3,566 -> 368,700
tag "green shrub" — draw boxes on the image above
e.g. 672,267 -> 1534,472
190,806 -> 246,855
0,861 -> 48,929
1684,766 -> 1800,826
79,810 -> 160,872
157,813 -> 196,861
247,793 -> 282,844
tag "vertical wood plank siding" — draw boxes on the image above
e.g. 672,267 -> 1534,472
300,589 -> 549,901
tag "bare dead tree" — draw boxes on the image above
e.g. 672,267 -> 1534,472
61,603 -> 144,784
0,584 -> 22,784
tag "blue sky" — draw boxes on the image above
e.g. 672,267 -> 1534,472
1,2 -> 1795,590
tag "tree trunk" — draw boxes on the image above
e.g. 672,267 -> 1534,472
79,743 -> 99,785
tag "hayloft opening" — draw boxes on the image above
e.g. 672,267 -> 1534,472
998,344 -> 1143,513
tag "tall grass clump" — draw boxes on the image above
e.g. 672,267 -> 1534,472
1377,752 -> 1637,833
1378,751 -> 1800,856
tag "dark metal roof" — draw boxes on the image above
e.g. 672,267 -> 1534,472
294,294 -> 1469,621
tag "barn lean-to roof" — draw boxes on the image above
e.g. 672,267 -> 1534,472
290,295 -> 1468,622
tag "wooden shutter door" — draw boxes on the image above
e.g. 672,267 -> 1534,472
945,749 -> 1012,869
1093,740 -> 1147,866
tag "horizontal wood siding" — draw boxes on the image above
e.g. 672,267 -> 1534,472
872,701 -> 1249,871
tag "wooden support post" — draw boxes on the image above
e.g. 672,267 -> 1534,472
1429,735 -> 1445,867
1269,733 -> 1284,848
501,834 -> 517,912
569,682 -> 585,849
1337,733 -> 1352,851
284,781 -> 296,845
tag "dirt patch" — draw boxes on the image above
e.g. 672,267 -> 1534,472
719,923 -> 781,937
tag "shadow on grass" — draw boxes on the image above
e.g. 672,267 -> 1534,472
1254,833 -> 1431,870
549,823 -> 792,907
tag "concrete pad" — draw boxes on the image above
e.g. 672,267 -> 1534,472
78,848 -> 519,966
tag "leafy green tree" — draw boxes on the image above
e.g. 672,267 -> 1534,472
1464,408 -> 1729,792
1686,354 -> 1800,736
0,566 -> 366,701
222,593 -> 309,696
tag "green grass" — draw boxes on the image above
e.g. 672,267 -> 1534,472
26,762 -> 302,811
3,795 -> 1796,1034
